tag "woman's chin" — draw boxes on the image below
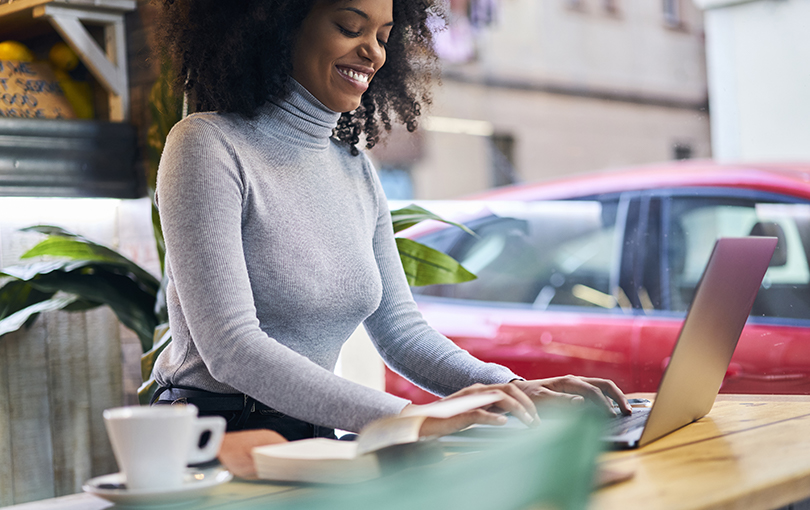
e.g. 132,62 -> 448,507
329,100 -> 362,114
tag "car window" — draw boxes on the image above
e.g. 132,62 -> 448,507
665,197 -> 810,320
415,200 -> 624,310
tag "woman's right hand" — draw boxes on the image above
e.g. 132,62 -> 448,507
400,383 -> 540,438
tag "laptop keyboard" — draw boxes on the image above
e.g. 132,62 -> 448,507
605,407 -> 651,436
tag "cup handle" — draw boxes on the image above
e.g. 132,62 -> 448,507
187,416 -> 227,465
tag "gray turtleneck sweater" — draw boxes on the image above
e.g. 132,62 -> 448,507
154,80 -> 518,432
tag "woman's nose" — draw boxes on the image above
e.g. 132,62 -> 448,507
359,38 -> 385,67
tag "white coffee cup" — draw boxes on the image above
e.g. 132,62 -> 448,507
103,405 -> 226,490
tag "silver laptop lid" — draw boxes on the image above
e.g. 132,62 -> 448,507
637,236 -> 777,447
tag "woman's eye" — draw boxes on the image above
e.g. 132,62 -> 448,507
378,39 -> 388,50
337,25 -> 361,37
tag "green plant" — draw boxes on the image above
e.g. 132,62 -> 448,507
0,226 -> 160,351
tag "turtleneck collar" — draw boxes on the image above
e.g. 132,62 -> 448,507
257,78 -> 342,150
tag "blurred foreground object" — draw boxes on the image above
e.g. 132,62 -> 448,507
249,408 -> 602,510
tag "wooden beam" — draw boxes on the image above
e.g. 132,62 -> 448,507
33,4 -> 130,121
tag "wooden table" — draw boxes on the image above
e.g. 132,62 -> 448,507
592,394 -> 810,510
8,394 -> 810,510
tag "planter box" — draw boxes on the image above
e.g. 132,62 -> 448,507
0,307 -> 123,505
0,118 -> 139,198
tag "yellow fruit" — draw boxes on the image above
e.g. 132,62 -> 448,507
0,40 -> 35,62
49,41 -> 79,71
54,69 -> 95,119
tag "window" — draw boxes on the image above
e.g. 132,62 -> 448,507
604,0 -> 619,15
662,0 -> 682,28
673,143 -> 692,160
490,133 -> 517,187
378,165 -> 414,200
661,196 -> 810,320
566,0 -> 586,12
415,200 -> 623,310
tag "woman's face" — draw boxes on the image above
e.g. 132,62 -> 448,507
291,0 -> 394,113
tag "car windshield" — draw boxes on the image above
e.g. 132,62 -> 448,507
411,200 -> 624,311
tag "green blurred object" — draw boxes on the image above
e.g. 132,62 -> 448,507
226,409 -> 603,510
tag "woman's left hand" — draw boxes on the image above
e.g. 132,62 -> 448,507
217,429 -> 287,479
511,376 -> 632,417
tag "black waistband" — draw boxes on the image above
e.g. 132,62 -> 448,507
153,386 -> 274,414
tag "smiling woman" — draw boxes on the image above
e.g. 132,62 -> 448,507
291,1 -> 394,113
157,0 -> 436,155
150,0 -> 630,447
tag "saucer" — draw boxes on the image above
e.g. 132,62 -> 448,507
83,466 -> 232,507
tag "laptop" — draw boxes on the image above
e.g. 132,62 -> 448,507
442,236 -> 778,450
605,236 -> 777,448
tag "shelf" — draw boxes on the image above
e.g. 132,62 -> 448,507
0,117 -> 139,197
0,0 -> 139,198
0,0 -> 137,121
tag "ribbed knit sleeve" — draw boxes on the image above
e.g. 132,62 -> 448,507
155,117 -> 410,433
361,156 -> 520,395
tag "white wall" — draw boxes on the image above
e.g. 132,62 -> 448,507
407,79 -> 711,199
480,0 -> 707,103
696,0 -> 810,161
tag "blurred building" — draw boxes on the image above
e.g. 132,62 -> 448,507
694,0 -> 810,162
372,0 -> 712,199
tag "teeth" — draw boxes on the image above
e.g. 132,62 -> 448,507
339,68 -> 369,83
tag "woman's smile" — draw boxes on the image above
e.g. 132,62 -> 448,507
336,64 -> 373,90
292,0 -> 393,112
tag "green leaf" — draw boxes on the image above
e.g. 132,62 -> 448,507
6,267 -> 158,352
141,323 -> 172,382
137,378 -> 159,406
154,273 -> 169,324
396,238 -> 477,287
20,232 -> 160,294
61,298 -> 103,312
151,201 -> 166,276
0,294 -> 80,337
20,225 -> 82,238
0,279 -> 54,320
2,260 -> 77,281
391,204 -> 477,237
3,259 -> 157,302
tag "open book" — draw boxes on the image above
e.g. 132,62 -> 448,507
251,392 -> 504,484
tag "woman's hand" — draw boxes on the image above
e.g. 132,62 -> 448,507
217,429 -> 287,479
401,383 -> 540,438
510,376 -> 631,416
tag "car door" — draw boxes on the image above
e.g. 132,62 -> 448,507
633,188 -> 810,394
389,197 -> 639,403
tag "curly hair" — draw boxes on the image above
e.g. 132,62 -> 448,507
156,0 -> 440,155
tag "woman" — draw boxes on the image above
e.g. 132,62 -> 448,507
152,0 -> 631,443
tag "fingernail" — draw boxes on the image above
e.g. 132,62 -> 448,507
496,415 -> 508,424
572,396 -> 584,404
523,412 -> 533,423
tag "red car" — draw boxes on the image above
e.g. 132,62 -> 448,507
387,161 -> 810,403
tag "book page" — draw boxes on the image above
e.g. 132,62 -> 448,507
253,437 -> 358,460
356,415 -> 426,456
357,392 -> 505,455
399,392 -> 504,419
